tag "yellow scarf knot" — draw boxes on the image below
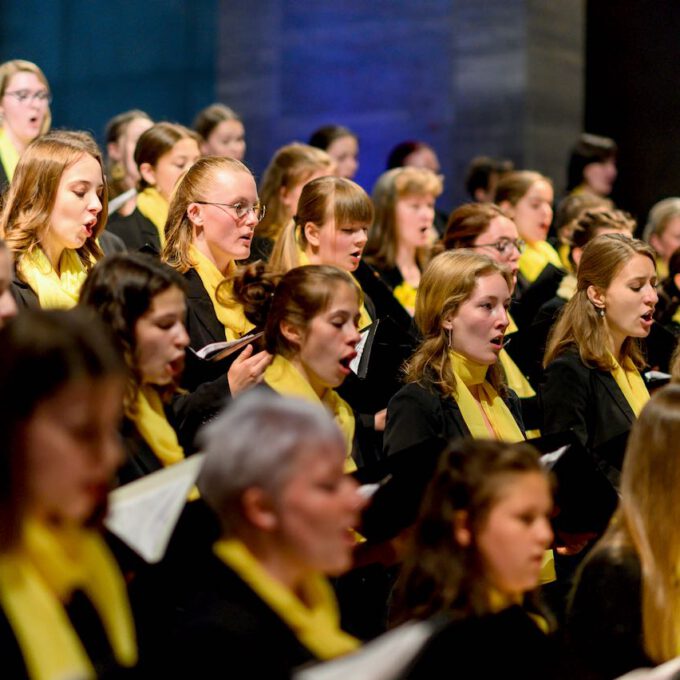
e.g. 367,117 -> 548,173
449,351 -> 524,442
0,518 -> 137,680
214,538 -> 359,660
518,240 -> 564,283
18,247 -> 89,308
263,355 -> 356,472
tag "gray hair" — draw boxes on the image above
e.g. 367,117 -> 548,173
197,390 -> 345,533
643,197 -> 680,243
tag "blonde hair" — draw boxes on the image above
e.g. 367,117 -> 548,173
162,155 -> 255,273
405,249 -> 512,397
269,176 -> 373,273
0,130 -> 107,271
589,385 -> 680,662
255,143 -> 335,241
0,59 -> 52,136
365,166 -> 443,270
544,233 -> 656,370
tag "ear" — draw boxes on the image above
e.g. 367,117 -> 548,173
453,511 -> 472,547
241,487 -> 278,532
139,162 -> 157,187
649,233 -> 661,254
279,319 -> 304,348
498,200 -> 515,219
673,273 -> 680,291
587,283 -> 606,311
441,313 -> 455,331
304,221 -> 321,248
187,202 -> 203,227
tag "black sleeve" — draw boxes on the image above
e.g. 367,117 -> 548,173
541,353 -> 591,448
383,384 -> 445,457
565,548 -> 651,679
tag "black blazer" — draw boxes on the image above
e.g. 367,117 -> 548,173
161,553 -> 317,678
541,348 -> 636,490
183,267 -> 225,351
565,546 -> 650,679
383,381 -> 525,458
107,209 -> 161,255
9,271 -> 39,310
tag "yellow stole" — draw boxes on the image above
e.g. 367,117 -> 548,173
127,385 -> 185,467
393,280 -> 417,316
672,305 -> 680,326
214,538 -> 359,660
556,273 -> 577,301
518,240 -> 564,283
656,257 -> 669,281
449,351 -> 524,442
608,353 -> 649,417
557,242 -> 573,273
0,127 -> 20,181
136,187 -> 168,248
190,244 -> 254,341
17,248 -> 89,309
500,314 -> 535,400
0,518 -> 137,680
264,355 -> 357,472
297,247 -> 372,329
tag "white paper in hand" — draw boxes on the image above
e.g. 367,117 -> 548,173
540,445 -> 569,470
105,454 -> 205,564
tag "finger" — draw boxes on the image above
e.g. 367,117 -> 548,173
232,343 -> 254,365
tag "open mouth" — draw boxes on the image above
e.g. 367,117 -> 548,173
641,310 -> 654,325
489,335 -> 504,350
167,355 -> 185,377
339,352 -> 357,374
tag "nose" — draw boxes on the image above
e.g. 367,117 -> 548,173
175,322 -> 190,349
496,305 -> 509,331
89,193 -> 103,215
243,205 -> 260,228
347,323 -> 361,347
646,285 -> 659,306
536,516 -> 553,549
356,229 -> 368,247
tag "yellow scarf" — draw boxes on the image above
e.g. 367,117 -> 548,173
136,187 -> 168,248
449,351 -> 525,442
656,257 -> 669,281
0,127 -> 20,181
127,385 -> 185,467
558,241 -> 573,273
264,355 -> 356,472
18,247 -> 89,309
297,246 -> 372,329
518,241 -> 564,283
393,280 -> 417,316
501,313 -> 535,399
214,538 -> 359,660
672,305 -> 680,326
556,273 -> 577,301
608,353 -> 649,417
190,244 -> 254,342
0,518 -> 137,680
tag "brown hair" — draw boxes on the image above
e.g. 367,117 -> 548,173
364,166 -> 443,270
269,176 -> 373,273
582,385 -> 680,662
570,209 -> 636,250
442,203 -> 509,251
255,143 -> 335,241
0,59 -> 52,136
544,233 -> 656,370
494,170 -> 552,207
230,263 -> 361,358
192,103 -> 241,140
162,155 -> 255,273
405,250 -> 512,397
0,130 -> 107,271
134,122 -> 200,191
392,439 -> 549,624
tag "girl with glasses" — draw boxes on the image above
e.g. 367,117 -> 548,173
0,59 -> 51,191
162,156 -> 272,393
107,122 -> 201,255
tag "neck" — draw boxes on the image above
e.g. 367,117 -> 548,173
608,328 -> 625,363
288,355 -> 327,400
306,245 -> 322,266
237,532 -> 309,600
2,125 -> 29,155
41,239 -> 64,274
396,242 -> 417,268
193,236 -> 233,276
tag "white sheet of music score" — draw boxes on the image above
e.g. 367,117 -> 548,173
105,454 -> 205,564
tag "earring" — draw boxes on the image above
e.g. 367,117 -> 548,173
447,327 -> 453,349
597,307 -> 605,318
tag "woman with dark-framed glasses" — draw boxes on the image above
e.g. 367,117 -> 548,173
0,60 -> 52,191
162,156 -> 272,391
441,203 -> 539,432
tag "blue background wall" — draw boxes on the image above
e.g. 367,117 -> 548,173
1,1 -> 585,213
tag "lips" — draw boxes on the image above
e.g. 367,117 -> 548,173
489,334 -> 504,351
640,310 -> 654,328
338,351 -> 357,375
167,355 -> 185,377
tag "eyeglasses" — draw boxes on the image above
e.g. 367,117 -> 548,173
195,201 -> 266,222
3,89 -> 52,105
471,238 -> 525,255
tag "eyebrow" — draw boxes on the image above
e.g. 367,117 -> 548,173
69,179 -> 105,190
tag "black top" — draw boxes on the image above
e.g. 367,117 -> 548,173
384,380 -> 525,458
566,546 -> 651,679
107,210 -> 161,255
9,270 -> 39,310
403,606 -> 557,679
182,267 -> 226,351
160,552 -> 317,678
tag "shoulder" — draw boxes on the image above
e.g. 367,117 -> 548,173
10,273 -> 38,309
389,381 -> 442,410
